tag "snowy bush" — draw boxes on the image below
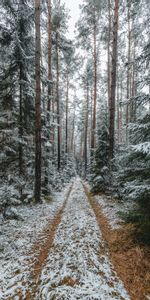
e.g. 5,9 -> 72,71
114,113 -> 150,239
90,117 -> 109,193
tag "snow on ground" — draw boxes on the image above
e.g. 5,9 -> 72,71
94,194 -> 134,229
0,184 -> 71,299
38,178 -> 130,300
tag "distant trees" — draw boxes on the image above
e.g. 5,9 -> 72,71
76,0 -> 102,155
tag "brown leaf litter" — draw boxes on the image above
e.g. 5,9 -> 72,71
83,183 -> 150,300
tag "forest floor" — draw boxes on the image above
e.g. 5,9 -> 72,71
0,177 -> 149,300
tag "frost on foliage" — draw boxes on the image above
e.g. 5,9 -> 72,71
38,179 -> 130,300
115,113 -> 150,204
95,194 -> 134,230
3,207 -> 23,220
0,184 -> 20,209
131,142 -> 150,155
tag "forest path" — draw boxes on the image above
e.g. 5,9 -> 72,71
5,178 -> 130,300
23,183 -> 73,300
30,177 -> 130,300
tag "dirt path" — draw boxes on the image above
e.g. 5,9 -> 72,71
5,183 -> 73,300
5,178 -> 131,299
22,183 -> 73,300
33,178 -> 130,300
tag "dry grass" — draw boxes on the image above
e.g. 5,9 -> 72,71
83,184 -> 150,300
51,276 -> 79,288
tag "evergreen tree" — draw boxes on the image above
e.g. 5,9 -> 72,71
115,112 -> 150,240
0,0 -> 35,202
90,108 -> 109,193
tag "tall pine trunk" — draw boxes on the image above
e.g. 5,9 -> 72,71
91,11 -> 97,154
44,0 -> 52,193
56,32 -> 61,170
19,64 -> 23,180
47,0 -> 52,112
107,0 -> 111,111
34,0 -> 42,202
71,109 -> 75,153
65,72 -> 69,154
131,41 -> 137,122
126,1 -> 131,143
84,80 -> 89,174
109,0 -> 119,159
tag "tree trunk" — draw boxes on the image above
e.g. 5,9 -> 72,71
19,64 -> 23,180
71,109 -> 75,153
126,1 -> 131,143
34,0 -> 42,203
44,0 -> 52,194
109,0 -> 119,159
107,0 -> 111,112
56,32 -> 61,171
120,76 -> 123,143
84,80 -> 89,174
131,41 -> 136,122
65,72 -> 69,154
91,12 -> 97,153
117,74 -> 120,143
47,0 -> 52,112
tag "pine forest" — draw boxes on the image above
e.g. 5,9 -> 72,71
0,0 -> 150,299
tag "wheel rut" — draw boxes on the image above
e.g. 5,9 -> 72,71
36,178 -> 130,300
9,179 -> 130,300
15,183 -> 73,300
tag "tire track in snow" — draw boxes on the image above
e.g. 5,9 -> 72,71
15,183 -> 73,300
37,178 -> 130,300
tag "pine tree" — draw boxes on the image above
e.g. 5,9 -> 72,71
91,108 -> 109,193
0,0 -> 35,201
115,112 -> 150,240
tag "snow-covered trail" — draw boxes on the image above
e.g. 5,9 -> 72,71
0,183 -> 73,300
36,178 -> 130,300
1,178 -> 131,299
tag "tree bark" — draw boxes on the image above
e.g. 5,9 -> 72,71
44,0 -> 52,193
34,0 -> 42,202
109,0 -> 119,159
65,72 -> 69,154
91,11 -> 97,153
47,0 -> 52,112
84,79 -> 89,174
19,64 -> 23,179
126,1 -> 131,143
56,32 -> 61,170
107,0 -> 111,112
131,41 -> 137,122
71,109 -> 75,153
